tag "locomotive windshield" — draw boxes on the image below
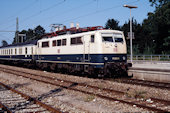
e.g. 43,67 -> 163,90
102,33 -> 123,43
102,33 -> 113,42
113,33 -> 124,43
102,37 -> 113,42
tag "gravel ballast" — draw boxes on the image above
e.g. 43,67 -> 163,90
0,64 -> 169,112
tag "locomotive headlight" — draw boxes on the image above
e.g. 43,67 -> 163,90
123,56 -> 126,60
104,57 -> 108,60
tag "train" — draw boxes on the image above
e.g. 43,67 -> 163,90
0,26 -> 131,77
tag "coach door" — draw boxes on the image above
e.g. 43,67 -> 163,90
83,35 -> 90,62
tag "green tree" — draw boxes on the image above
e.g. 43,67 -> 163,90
105,19 -> 120,30
143,1 -> 170,54
34,25 -> 45,40
1,40 -> 8,46
25,29 -> 35,41
12,25 -> 46,43
149,0 -> 169,7
121,19 -> 148,54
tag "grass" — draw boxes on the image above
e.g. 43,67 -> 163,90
126,89 -> 147,99
84,95 -> 95,102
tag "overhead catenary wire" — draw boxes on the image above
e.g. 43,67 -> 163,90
1,0 -> 140,42
3,0 -> 66,31
0,34 -> 13,42
21,0 -> 139,30
60,0 -> 140,24
41,0 -> 96,21
0,0 -> 38,26
15,0 -> 66,24
20,0 -> 97,30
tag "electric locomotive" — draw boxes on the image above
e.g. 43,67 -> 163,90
0,26 -> 130,77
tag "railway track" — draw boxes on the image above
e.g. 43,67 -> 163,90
0,66 -> 169,112
113,78 -> 170,90
0,82 -> 65,113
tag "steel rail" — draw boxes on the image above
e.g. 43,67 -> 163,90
1,67 -> 169,105
0,101 -> 12,113
129,67 -> 170,73
0,82 -> 65,113
0,67 -> 168,112
116,78 -> 170,90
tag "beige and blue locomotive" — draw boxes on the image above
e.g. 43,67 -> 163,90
0,26 -> 129,77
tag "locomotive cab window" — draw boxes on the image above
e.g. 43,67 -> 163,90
102,33 -> 114,42
102,37 -> 113,42
113,33 -> 124,43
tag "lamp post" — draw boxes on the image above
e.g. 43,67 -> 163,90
123,5 -> 137,63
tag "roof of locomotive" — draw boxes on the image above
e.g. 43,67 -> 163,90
0,40 -> 38,49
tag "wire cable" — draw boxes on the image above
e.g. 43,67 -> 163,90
60,0 -> 140,24
2,0 -> 65,31
0,0 -> 38,26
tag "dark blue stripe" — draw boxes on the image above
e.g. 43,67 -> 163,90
0,54 -> 127,63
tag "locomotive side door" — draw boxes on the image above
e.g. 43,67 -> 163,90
83,35 -> 90,62
31,46 -> 34,60
37,42 -> 42,60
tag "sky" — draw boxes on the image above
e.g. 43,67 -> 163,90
0,0 -> 155,44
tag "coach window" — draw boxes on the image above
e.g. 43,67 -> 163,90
62,39 -> 66,46
25,47 -> 27,54
31,47 -> 33,54
91,35 -> 95,43
15,49 -> 17,55
11,49 -> 12,55
19,48 -> 22,54
52,40 -> 56,46
57,40 -> 61,46
42,41 -> 49,48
